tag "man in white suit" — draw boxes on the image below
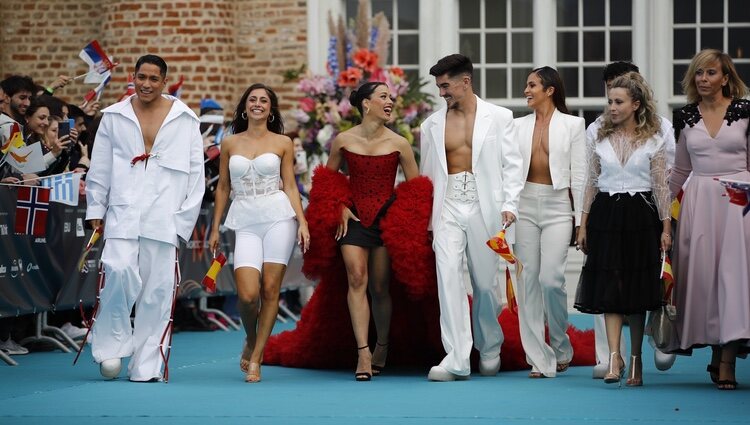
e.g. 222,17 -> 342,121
420,54 -> 524,381
86,55 -> 205,382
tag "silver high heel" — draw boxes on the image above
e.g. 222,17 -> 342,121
603,352 -> 624,385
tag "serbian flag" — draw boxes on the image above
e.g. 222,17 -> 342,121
118,74 -> 135,101
14,186 -> 51,236
1,122 -> 24,154
486,228 -> 522,314
660,253 -> 674,301
202,252 -> 226,293
719,178 -> 750,216
83,71 -> 112,105
168,75 -> 185,98
79,40 -> 118,83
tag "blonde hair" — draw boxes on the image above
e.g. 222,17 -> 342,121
682,49 -> 748,103
597,72 -> 660,143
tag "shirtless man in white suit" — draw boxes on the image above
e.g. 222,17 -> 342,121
420,54 -> 523,381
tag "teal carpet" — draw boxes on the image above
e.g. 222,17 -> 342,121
1,314 -> 747,424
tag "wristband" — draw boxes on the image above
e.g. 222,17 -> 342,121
44,86 -> 55,95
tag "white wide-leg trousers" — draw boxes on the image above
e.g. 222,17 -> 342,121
92,237 -> 177,381
514,183 -> 574,376
434,197 -> 503,376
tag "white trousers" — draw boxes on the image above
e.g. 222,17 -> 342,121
514,183 -> 574,376
92,237 -> 177,381
434,196 -> 503,376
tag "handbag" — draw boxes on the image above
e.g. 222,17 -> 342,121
650,303 -> 677,350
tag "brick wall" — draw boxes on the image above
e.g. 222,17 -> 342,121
0,0 -> 308,119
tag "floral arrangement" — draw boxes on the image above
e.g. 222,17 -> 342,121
287,0 -> 433,181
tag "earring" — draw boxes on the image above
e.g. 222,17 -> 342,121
242,111 -> 247,120
268,114 -> 275,123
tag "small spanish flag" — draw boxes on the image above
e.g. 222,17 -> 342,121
202,252 -> 226,293
660,253 -> 674,301
670,189 -> 683,221
487,228 -> 522,314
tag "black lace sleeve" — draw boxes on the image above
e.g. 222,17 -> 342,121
673,103 -> 700,142
725,99 -> 750,135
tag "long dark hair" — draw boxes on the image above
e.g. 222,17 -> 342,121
532,66 -> 570,114
230,83 -> 284,134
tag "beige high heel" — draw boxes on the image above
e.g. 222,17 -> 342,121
603,352 -> 624,385
245,362 -> 261,383
626,354 -> 643,387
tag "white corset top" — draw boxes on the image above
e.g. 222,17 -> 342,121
229,153 -> 282,199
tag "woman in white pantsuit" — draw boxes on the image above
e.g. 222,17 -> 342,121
513,67 -> 585,378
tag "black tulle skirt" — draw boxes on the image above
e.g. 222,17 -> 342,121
574,191 -> 664,315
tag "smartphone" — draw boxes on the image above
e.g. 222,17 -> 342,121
58,119 -> 71,138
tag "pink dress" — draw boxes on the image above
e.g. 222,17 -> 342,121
668,99 -> 750,353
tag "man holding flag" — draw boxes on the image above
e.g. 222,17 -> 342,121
85,54 -> 204,382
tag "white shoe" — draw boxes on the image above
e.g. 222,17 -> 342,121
0,337 -> 29,355
654,350 -> 676,371
100,358 -> 122,379
592,362 -> 608,379
478,355 -> 501,376
61,322 -> 88,340
427,365 -> 468,382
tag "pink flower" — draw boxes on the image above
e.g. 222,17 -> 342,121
337,97 -> 353,118
299,97 -> 316,113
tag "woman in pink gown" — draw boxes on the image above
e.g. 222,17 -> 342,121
669,49 -> 750,390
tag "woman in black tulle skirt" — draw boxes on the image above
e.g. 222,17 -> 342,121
574,72 -> 672,387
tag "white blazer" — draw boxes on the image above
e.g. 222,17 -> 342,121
513,109 -> 585,224
420,95 -> 524,241
86,95 -> 206,246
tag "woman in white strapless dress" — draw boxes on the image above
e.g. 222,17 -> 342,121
208,84 -> 309,383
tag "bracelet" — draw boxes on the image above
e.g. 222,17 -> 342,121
44,86 -> 55,95
662,232 -> 671,237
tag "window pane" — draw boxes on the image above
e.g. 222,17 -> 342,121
486,0 -> 507,28
729,28 -> 750,60
405,69 -> 420,84
398,35 -> 418,65
511,0 -> 533,27
558,67 -> 579,98
346,0 -> 358,19
610,0 -> 632,26
701,28 -> 723,50
473,70 -> 483,96
673,0 -> 696,23
557,0 -> 578,27
583,110 -> 601,127
736,64 -> 750,86
673,64 -> 688,95
557,32 -> 578,62
583,31 -> 605,61
729,0 -> 750,22
583,0 -> 605,26
460,0 -> 481,28
610,31 -> 632,61
512,33 -> 533,63
486,68 -> 508,98
486,33 -> 508,63
674,29 -> 696,60
398,0 -> 418,30
512,67 -> 533,97
583,67 -> 604,97
701,0 -> 723,23
459,33 -> 481,63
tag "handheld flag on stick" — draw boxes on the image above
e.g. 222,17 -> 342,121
6,142 -> 45,174
76,40 -> 118,82
168,75 -> 185,98
660,252 -> 674,301
718,178 -> 750,217
486,225 -> 523,314
202,251 -> 226,293
77,226 -> 103,272
83,71 -> 112,106
118,74 -> 135,101
1,122 -> 24,155
670,189 -> 683,221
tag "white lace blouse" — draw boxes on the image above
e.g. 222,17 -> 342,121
581,132 -> 671,220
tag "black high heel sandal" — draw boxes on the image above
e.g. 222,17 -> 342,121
371,341 -> 389,376
717,360 -> 738,390
355,345 -> 372,382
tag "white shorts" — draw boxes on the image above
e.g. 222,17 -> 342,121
233,219 -> 297,271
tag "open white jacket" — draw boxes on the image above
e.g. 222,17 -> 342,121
420,95 -> 524,242
513,109 -> 586,224
86,95 -> 205,246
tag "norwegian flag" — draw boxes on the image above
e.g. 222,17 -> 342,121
14,186 -> 51,236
